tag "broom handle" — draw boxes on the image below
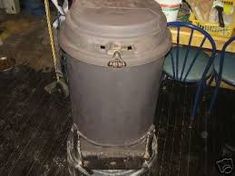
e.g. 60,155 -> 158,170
44,0 -> 60,81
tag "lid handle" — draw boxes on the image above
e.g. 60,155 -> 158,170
107,51 -> 127,68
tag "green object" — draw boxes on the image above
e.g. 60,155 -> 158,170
177,2 -> 191,22
214,52 -> 235,85
163,46 -> 213,82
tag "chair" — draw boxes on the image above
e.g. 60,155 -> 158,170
209,36 -> 235,113
163,22 -> 216,126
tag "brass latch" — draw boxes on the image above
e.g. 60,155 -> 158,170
107,51 -> 127,68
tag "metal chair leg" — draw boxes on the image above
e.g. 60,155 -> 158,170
208,74 -> 215,86
208,73 -> 222,114
190,80 -> 205,127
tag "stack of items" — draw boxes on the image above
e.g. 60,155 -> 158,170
154,0 -> 183,22
187,0 -> 235,37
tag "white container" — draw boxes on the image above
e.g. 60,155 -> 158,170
155,0 -> 182,22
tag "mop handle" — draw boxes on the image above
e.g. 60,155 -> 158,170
44,0 -> 60,81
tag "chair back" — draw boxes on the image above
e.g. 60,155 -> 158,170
217,36 -> 235,84
166,22 -> 216,82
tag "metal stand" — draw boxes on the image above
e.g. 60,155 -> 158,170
67,124 -> 158,176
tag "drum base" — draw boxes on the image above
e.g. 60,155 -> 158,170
67,124 -> 158,176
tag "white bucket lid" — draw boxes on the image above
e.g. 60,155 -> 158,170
155,0 -> 182,5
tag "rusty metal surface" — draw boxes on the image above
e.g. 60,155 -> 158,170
67,124 -> 158,175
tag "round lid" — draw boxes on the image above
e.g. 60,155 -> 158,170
63,6 -> 165,38
60,1 -> 171,67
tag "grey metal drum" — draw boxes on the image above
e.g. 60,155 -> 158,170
60,0 -> 171,146
67,57 -> 164,145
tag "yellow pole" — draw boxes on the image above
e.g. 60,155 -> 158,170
44,0 -> 60,81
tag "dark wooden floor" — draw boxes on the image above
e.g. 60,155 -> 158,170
0,66 -> 235,176
0,67 -> 72,176
155,80 -> 235,176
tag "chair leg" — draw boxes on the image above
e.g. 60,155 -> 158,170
208,74 -> 215,86
208,74 -> 221,114
190,80 -> 205,128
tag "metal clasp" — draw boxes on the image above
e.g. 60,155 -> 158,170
107,51 -> 127,68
